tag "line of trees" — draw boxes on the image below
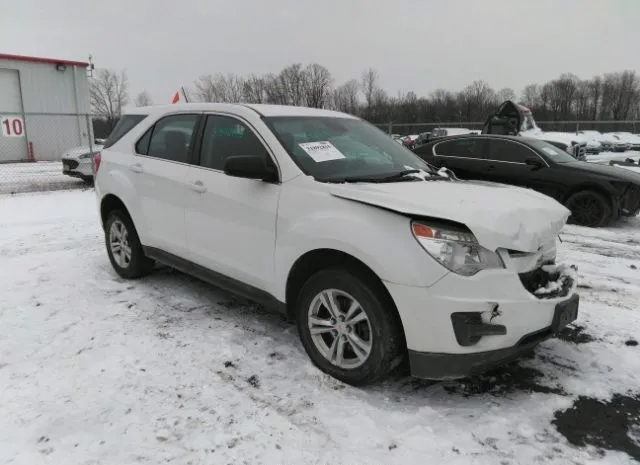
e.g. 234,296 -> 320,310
90,64 -> 640,134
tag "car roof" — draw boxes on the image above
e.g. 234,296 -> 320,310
126,103 -> 359,119
427,134 -> 533,143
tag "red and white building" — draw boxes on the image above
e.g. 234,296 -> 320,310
0,53 -> 92,162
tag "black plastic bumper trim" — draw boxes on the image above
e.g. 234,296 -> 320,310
408,327 -> 553,380
451,311 -> 507,346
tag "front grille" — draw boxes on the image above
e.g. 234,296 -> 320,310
519,266 -> 574,299
63,160 -> 79,170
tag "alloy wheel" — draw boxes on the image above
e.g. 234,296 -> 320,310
109,219 -> 132,268
307,289 -> 373,369
570,196 -> 604,227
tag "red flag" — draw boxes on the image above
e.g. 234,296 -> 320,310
171,91 -> 180,104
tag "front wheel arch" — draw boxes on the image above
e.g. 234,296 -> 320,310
285,248 -> 407,353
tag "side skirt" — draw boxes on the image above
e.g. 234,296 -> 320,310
143,246 -> 287,314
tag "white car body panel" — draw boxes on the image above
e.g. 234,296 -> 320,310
95,103 -> 577,364
184,164 -> 280,292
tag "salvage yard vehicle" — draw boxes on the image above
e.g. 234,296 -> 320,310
413,134 -> 640,227
483,100 -> 587,160
61,140 -> 104,183
95,103 -> 579,386
579,130 -> 615,153
610,132 -> 640,151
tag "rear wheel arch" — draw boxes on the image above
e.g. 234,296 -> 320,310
285,248 -> 407,349
100,194 -> 131,230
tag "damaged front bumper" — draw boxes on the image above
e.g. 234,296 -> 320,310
385,262 -> 579,380
620,184 -> 640,217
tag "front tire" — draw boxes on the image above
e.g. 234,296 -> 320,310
295,268 -> 404,386
105,209 -> 154,279
565,190 -> 613,227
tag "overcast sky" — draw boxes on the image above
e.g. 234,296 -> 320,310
1,0 -> 639,104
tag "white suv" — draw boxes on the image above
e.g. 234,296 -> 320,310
94,103 -> 579,386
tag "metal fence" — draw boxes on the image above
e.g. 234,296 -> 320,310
0,111 -> 99,194
2,112 -> 640,195
377,120 -> 640,135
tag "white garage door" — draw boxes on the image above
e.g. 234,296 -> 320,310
0,68 -> 28,162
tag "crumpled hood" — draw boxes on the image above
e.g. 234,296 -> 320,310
330,179 -> 570,253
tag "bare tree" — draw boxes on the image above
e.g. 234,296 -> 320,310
573,80 -> 590,120
520,84 -> 540,108
601,70 -> 640,120
192,73 -> 245,102
497,87 -> 516,102
461,80 -> 497,120
304,63 -> 333,108
331,79 -> 360,114
90,69 -> 129,128
278,64 -> 307,106
263,73 -> 287,104
243,74 -> 268,103
193,74 -> 217,102
361,68 -> 379,111
134,91 -> 153,107
586,77 -> 602,120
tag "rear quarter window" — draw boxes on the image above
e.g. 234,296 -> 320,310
103,115 -> 147,149
434,139 -> 487,159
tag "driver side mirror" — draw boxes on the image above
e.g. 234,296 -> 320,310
525,157 -> 544,170
223,155 -> 278,182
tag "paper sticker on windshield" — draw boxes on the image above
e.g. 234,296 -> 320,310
542,147 -> 559,156
298,141 -> 345,162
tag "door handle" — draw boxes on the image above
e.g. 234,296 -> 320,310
130,163 -> 143,173
190,180 -> 207,194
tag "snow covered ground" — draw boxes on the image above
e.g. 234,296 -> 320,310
586,151 -> 640,165
1,190 -> 640,465
0,161 -> 85,195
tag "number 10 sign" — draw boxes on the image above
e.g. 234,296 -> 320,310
1,116 -> 25,137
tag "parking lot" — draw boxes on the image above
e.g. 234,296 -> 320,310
1,189 -> 639,465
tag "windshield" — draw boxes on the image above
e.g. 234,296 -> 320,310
527,139 -> 577,163
263,116 -> 432,181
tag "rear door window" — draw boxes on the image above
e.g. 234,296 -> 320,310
487,139 -> 536,163
434,139 -> 488,159
140,114 -> 200,164
103,115 -> 147,149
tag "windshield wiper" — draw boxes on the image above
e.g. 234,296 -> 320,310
325,169 -> 423,184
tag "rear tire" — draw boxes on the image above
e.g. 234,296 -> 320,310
565,190 -> 613,227
105,209 -> 155,279
295,268 -> 404,386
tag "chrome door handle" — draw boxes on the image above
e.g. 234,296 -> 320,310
130,163 -> 143,173
190,180 -> 207,193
